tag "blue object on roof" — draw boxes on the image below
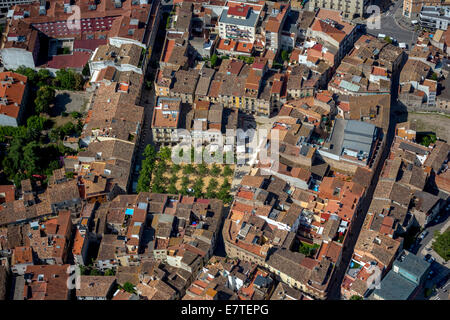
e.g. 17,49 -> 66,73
125,208 -> 134,215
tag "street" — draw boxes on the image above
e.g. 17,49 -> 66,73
365,0 -> 417,47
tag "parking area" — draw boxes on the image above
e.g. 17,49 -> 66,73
52,90 -> 91,116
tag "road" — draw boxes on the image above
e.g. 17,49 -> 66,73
130,5 -> 170,192
365,0 -> 417,47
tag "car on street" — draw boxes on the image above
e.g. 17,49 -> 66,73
419,230 -> 429,240
424,254 -> 432,261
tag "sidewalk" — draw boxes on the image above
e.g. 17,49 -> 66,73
421,219 -> 450,266
393,5 -> 416,32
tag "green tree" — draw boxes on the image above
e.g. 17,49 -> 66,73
158,146 -> 172,161
171,163 -> 181,174
223,165 -> 233,177
217,179 -> 232,203
121,282 -> 136,294
210,163 -> 221,176
27,116 -> 46,133
183,164 -> 196,175
15,66 -> 37,83
35,86 -> 55,114
37,69 -> 52,86
430,73 -> 438,81
82,63 -> 90,77
281,50 -> 290,62
350,295 -> 363,300
167,183 -> 178,194
136,145 -> 157,192
90,268 -> 102,276
197,163 -> 209,176
206,178 -> 219,198
210,54 -> 219,68
432,230 -> 450,261
104,269 -> 115,276
192,177 -> 204,198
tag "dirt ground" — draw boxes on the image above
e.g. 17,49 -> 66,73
408,112 -> 450,142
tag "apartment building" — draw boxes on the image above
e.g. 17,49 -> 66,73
305,0 -> 370,19
419,6 -> 450,30
403,0 -> 442,18
218,3 -> 260,43
151,97 -> 182,145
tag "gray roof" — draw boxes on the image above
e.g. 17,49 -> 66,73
394,251 -> 430,283
219,8 -> 259,27
342,120 -> 376,155
372,270 -> 418,300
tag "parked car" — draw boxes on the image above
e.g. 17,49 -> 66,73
424,254 -> 432,261
419,230 -> 429,240
428,270 -> 435,279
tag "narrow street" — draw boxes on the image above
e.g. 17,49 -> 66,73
130,7 -> 170,192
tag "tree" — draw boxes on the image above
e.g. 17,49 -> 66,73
15,66 -> 37,83
136,145 -> 157,192
432,230 -> 450,262
206,178 -> 219,198
210,54 -> 219,68
37,69 -> 52,86
171,163 -> 181,174
281,50 -> 290,62
223,165 -> 233,177
27,116 -> 46,133
210,163 -> 221,176
192,177 -> 204,198
104,269 -> 115,276
55,68 -> 84,90
82,63 -> 90,77
122,282 -> 136,294
158,146 -> 172,161
167,183 -> 178,194
217,179 -> 232,203
430,73 -> 438,81
197,163 -> 209,176
183,164 -> 196,175
350,295 -> 363,300
35,86 -> 55,114
90,268 -> 102,276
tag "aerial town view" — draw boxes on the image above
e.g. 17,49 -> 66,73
0,0 -> 449,307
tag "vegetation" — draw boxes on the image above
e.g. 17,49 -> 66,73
15,66 -> 85,91
120,282 -> 136,294
136,145 -> 157,193
237,55 -> 255,64
350,295 -> 363,300
222,164 -> 233,177
0,114 -> 76,186
210,54 -> 219,68
298,241 -> 320,257
82,63 -> 90,77
430,72 -> 438,81
35,86 -> 56,114
417,132 -> 437,147
432,230 -> 450,262
281,49 -> 290,62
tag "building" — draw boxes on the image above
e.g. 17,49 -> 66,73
218,3 -> 260,43
0,71 -> 29,127
305,0 -> 369,19
419,6 -> 450,30
76,276 -> 117,300
403,0 -> 442,19
320,119 -> 380,170
151,97 -> 182,145
23,264 -> 71,300
0,0 -> 37,9
371,250 -> 431,300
